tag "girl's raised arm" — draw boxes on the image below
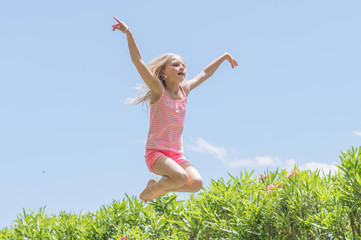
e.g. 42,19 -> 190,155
112,16 -> 162,93
184,52 -> 238,93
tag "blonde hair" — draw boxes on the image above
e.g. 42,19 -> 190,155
127,53 -> 186,107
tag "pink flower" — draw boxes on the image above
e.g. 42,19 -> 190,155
286,170 -> 299,178
120,238 -> 129,240
258,174 -> 267,181
265,184 -> 277,193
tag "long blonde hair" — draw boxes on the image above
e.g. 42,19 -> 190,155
127,53 -> 186,106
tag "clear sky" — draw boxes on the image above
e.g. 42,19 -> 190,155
1,0 -> 360,228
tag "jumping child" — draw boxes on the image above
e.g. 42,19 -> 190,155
112,16 -> 238,203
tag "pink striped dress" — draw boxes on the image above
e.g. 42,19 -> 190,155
146,85 -> 187,153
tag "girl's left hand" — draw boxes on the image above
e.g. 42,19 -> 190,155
112,16 -> 129,33
223,52 -> 238,69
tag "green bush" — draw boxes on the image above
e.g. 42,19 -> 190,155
1,147 -> 361,239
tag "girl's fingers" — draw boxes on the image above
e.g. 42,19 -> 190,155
234,60 -> 238,66
228,58 -> 235,68
112,23 -> 125,32
113,16 -> 121,23
112,21 -> 128,32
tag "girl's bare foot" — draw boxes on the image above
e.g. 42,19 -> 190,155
150,190 -> 167,201
139,179 -> 156,202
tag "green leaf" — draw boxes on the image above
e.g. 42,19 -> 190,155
310,222 -> 328,230
356,172 -> 361,186
355,158 -> 359,170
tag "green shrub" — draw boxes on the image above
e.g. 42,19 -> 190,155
337,147 -> 361,238
1,147 -> 361,239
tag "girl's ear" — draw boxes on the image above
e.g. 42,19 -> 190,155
160,72 -> 167,80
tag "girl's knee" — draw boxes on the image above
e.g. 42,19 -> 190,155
173,170 -> 188,187
190,177 -> 203,192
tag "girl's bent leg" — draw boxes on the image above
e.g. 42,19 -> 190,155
150,162 -> 203,200
139,156 -> 188,202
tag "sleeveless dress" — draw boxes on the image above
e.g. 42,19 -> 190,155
146,85 -> 187,152
144,85 -> 189,173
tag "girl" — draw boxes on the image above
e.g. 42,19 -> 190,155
112,16 -> 238,203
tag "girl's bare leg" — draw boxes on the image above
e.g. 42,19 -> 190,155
139,156 -> 189,202
149,162 -> 203,200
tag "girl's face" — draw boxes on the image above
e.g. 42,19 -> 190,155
162,55 -> 186,83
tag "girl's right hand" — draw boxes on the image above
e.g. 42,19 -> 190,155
112,16 -> 129,33
223,52 -> 238,69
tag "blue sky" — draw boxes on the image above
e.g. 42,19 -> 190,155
1,0 -> 360,228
